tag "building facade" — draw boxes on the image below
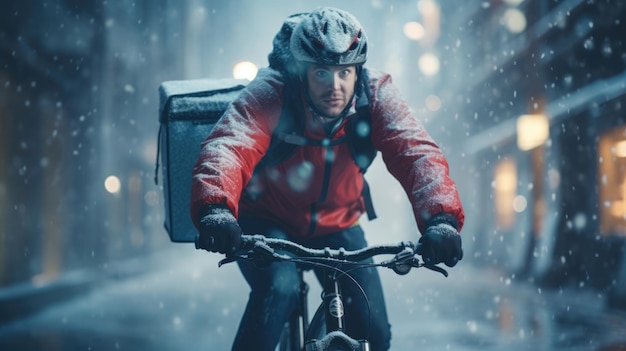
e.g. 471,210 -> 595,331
0,0 -> 188,287
438,0 -> 626,306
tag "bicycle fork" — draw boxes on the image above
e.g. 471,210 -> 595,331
287,267 -> 310,350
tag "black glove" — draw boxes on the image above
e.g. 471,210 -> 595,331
419,216 -> 463,267
195,205 -> 242,255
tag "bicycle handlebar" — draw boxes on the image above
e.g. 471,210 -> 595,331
242,234 -> 417,260
218,234 -> 448,277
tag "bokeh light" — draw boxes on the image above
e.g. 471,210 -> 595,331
233,61 -> 258,81
104,175 -> 121,194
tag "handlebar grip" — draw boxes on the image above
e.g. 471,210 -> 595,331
414,242 -> 423,256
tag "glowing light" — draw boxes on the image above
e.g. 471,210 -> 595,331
494,159 -> 517,229
418,53 -> 440,76
403,21 -> 425,41
615,140 -> 626,157
512,195 -> 528,213
517,114 -> 549,151
417,0 -> 438,17
104,175 -> 121,194
233,61 -> 258,81
502,8 -> 527,33
495,162 -> 517,192
425,95 -> 442,111
417,0 -> 440,43
611,201 -> 625,217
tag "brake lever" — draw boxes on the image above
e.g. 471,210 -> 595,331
218,256 -> 239,267
413,242 -> 449,277
423,263 -> 449,277
217,241 -> 276,268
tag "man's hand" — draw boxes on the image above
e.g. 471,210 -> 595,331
195,206 -> 242,255
419,222 -> 463,267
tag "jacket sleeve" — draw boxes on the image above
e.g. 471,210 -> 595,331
190,68 -> 284,228
367,70 -> 465,233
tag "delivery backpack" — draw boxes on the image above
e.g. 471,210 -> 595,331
155,14 -> 378,243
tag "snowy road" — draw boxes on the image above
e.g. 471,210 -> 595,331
0,244 -> 625,351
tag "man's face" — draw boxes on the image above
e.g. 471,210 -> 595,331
305,64 -> 357,118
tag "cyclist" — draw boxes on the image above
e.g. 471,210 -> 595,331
191,7 -> 464,351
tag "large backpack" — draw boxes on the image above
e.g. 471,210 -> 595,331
156,14 -> 377,243
156,79 -> 248,243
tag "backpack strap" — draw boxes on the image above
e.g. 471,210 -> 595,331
361,178 -> 377,220
255,100 -> 349,170
347,68 -> 378,220
347,68 -> 377,173
253,76 -> 303,170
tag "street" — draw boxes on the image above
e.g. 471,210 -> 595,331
0,244 -> 625,351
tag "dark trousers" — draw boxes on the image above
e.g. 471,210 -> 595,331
232,217 -> 391,351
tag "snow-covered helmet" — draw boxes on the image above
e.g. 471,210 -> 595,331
290,7 -> 368,66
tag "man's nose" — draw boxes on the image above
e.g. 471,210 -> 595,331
328,73 -> 341,90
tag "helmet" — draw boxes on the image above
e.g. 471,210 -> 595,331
290,7 -> 368,66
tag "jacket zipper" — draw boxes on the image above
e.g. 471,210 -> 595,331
307,144 -> 335,236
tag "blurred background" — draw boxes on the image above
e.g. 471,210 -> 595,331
1,0 -> 626,348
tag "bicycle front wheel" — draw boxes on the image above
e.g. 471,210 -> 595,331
306,302 -> 326,341
305,306 -> 370,351
277,322 -> 294,351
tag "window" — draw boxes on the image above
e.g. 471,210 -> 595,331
494,158 -> 518,230
598,126 -> 626,236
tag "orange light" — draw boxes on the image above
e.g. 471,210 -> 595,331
615,140 -> 626,157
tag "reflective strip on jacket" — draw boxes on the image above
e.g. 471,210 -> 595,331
190,67 -> 465,240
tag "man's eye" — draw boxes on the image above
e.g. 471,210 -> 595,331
315,70 -> 328,78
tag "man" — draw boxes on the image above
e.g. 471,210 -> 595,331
191,7 -> 464,351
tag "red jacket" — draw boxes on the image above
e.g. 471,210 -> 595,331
190,68 -> 464,240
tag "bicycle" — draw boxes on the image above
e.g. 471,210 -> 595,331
208,234 -> 449,351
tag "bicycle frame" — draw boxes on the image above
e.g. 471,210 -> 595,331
307,267 -> 371,351
283,266 -> 309,350
281,264 -> 370,351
